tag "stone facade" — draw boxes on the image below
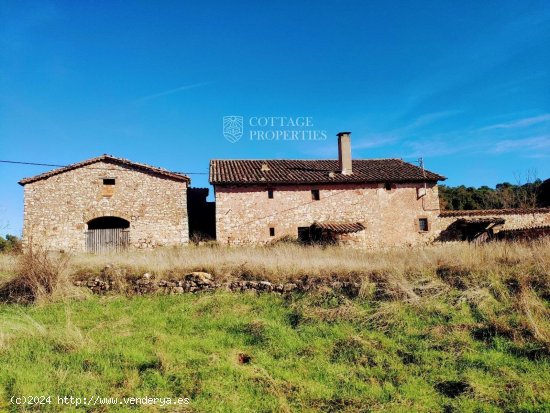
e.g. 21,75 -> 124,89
214,182 -> 441,247
22,160 -> 189,251
20,153 -> 550,252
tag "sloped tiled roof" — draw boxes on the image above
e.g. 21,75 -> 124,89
18,155 -> 190,185
455,217 -> 506,225
497,225 -> 550,235
312,222 -> 366,233
440,208 -> 550,217
209,159 -> 445,185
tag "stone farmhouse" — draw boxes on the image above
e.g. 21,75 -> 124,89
19,155 -> 190,252
210,132 -> 550,247
19,132 -> 550,252
210,132 -> 446,247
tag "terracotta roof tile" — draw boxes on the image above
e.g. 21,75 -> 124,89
455,217 -> 506,225
440,208 -> 550,217
18,155 -> 190,185
209,159 -> 444,185
497,225 -> 550,234
312,222 -> 366,233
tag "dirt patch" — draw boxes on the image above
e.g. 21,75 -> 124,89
435,380 -> 470,398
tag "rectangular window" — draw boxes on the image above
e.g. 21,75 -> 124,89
268,189 -> 274,199
101,178 -> 116,197
269,227 -> 275,237
384,182 -> 393,191
311,189 -> 320,201
418,218 -> 429,232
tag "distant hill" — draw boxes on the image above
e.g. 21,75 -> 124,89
439,178 -> 550,210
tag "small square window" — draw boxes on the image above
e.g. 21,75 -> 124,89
268,189 -> 274,199
311,189 -> 320,201
269,227 -> 275,237
418,218 -> 429,232
384,182 -> 393,191
103,178 -> 116,185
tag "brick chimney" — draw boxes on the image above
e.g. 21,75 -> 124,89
337,132 -> 352,175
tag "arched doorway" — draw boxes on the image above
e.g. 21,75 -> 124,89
86,216 -> 130,253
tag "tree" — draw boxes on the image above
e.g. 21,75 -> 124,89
439,177 -> 547,211
0,234 -> 22,253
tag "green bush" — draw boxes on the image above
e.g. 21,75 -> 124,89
0,235 -> 21,253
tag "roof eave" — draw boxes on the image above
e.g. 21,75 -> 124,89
210,178 -> 443,186
18,155 -> 190,186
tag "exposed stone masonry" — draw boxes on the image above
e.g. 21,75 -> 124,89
75,269 -> 362,297
22,160 -> 189,251
215,182 -> 442,247
434,209 -> 550,241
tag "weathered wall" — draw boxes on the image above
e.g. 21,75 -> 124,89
214,182 -> 441,247
434,209 -> 550,241
23,161 -> 188,251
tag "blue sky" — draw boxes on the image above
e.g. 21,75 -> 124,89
1,0 -> 549,235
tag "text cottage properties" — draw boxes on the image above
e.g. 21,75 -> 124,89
247,116 -> 327,141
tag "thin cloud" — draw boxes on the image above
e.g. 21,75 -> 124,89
493,135 -> 550,154
405,134 -> 550,159
308,134 -> 400,157
354,135 -> 399,149
404,139 -> 471,158
396,9 -> 550,120
400,110 -> 461,131
479,114 -> 550,131
308,111 -> 460,158
356,111 -> 461,150
135,82 -> 212,103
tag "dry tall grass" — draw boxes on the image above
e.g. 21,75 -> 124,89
0,253 -> 17,280
0,308 -> 91,352
63,240 -> 550,283
1,241 -> 549,288
0,246 -> 83,304
1,241 -> 549,349
71,241 -> 550,350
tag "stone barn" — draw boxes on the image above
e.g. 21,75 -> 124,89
19,155 -> 190,252
209,132 -> 447,248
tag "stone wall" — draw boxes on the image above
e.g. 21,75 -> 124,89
214,182 -> 441,248
75,270 -> 362,297
434,209 -> 550,241
22,161 -> 188,251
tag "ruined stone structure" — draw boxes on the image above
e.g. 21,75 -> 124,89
210,132 -> 446,247
435,208 -> 550,242
19,155 -> 190,252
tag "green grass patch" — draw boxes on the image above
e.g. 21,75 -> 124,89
0,292 -> 549,412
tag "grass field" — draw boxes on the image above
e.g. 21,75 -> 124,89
2,240 -> 550,283
0,242 -> 549,412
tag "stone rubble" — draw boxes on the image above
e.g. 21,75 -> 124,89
73,270 -> 361,297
